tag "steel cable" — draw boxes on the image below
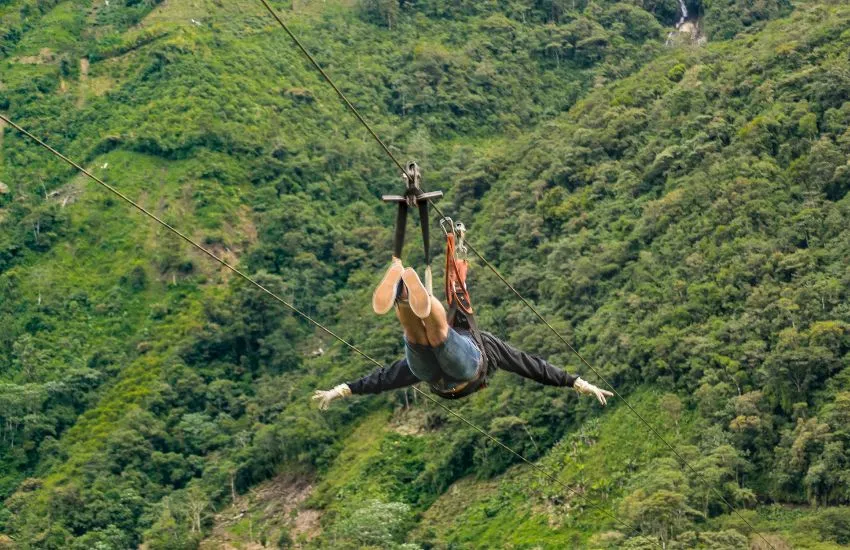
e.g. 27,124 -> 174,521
1,113 -> 644,541
253,5 -> 777,548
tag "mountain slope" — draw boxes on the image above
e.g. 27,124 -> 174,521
2,0 -> 849,549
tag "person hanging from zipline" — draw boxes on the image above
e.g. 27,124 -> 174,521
313,163 -> 612,409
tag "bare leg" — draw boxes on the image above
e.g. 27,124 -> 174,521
421,296 -> 450,347
396,302 -> 429,345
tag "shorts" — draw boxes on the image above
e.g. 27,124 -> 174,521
405,328 -> 483,388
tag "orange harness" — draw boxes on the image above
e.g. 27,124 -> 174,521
429,221 -> 488,399
445,232 -> 474,318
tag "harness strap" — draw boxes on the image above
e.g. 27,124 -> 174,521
392,202 -> 408,259
429,226 -> 488,399
444,233 -> 485,355
419,200 -> 431,266
444,234 -> 473,316
465,313 -> 486,358
429,367 -> 487,399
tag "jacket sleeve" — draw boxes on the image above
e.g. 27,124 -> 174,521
482,333 -> 577,387
346,358 -> 420,395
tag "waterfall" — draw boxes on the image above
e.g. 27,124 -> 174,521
666,0 -> 699,47
676,0 -> 689,28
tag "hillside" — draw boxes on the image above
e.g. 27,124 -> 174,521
2,0 -> 850,549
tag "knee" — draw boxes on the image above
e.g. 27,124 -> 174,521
405,328 -> 429,346
426,326 -> 449,348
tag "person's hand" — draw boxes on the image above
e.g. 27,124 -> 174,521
574,377 -> 614,406
312,383 -> 352,410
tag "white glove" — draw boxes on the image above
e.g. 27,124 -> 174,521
574,377 -> 614,406
312,383 -> 352,410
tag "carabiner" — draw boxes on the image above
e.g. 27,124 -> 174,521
440,216 -> 455,237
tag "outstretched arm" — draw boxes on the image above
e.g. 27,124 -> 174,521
347,358 -> 420,394
313,358 -> 419,410
482,333 -> 613,405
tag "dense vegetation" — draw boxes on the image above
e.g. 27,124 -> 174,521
1,0 -> 848,548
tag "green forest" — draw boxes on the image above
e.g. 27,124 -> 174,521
1,0 -> 849,548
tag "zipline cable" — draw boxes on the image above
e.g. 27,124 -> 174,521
254,5 -> 777,549
257,0 -> 406,176
0,113 -> 644,542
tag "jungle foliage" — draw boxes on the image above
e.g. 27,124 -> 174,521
1,0 -> 849,548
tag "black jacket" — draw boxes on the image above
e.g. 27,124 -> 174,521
346,331 -> 576,395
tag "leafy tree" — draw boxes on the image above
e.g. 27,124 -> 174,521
327,500 -> 416,549
621,458 -> 703,545
359,0 -> 401,28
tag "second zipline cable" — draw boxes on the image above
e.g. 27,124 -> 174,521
252,5 -> 777,549
1,113 -> 644,542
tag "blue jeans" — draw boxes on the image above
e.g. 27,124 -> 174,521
405,328 -> 482,388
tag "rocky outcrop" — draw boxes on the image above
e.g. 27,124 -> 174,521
666,0 -> 706,46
